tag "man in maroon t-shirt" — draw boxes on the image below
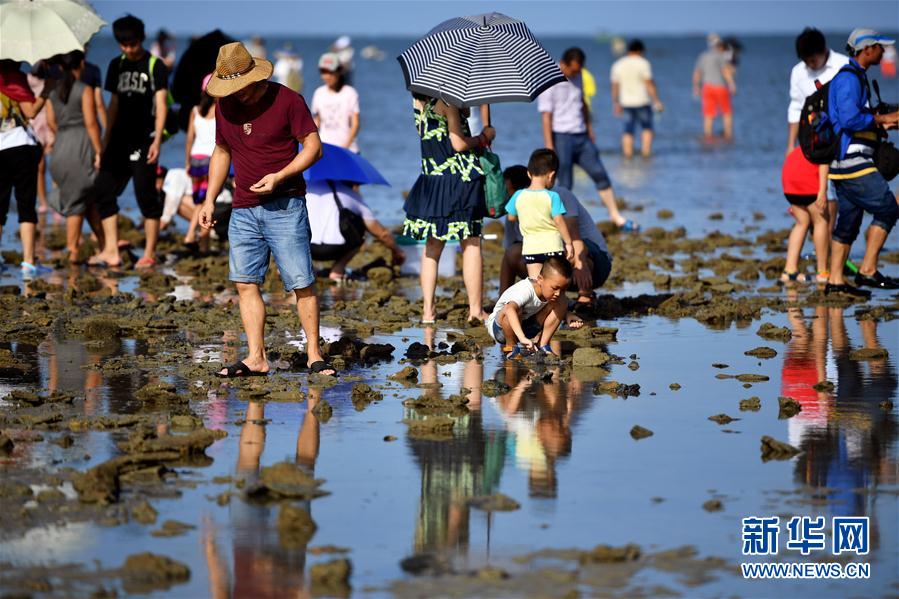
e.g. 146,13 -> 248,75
200,42 -> 332,377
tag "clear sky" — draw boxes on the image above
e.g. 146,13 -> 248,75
91,0 -> 898,37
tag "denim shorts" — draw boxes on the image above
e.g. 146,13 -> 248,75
583,239 -> 613,288
623,106 -> 653,135
228,196 -> 315,292
832,172 -> 898,245
492,315 -> 542,345
552,132 -> 612,192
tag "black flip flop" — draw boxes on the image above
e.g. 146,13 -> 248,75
309,360 -> 337,377
216,360 -> 268,378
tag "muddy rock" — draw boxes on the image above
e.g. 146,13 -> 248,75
708,414 -> 738,425
151,520 -> 196,537
120,552 -> 190,594
756,323 -> 792,341
312,399 -> 333,422
405,342 -> 433,360
310,558 -> 352,598
669,383 -> 682,390
467,493 -> 521,512
657,209 -> 674,219
813,380 -> 835,392
400,553 -> 454,576
350,383 -> 383,411
480,379 -> 511,397
0,433 -> 14,454
702,499 -> 723,512
745,347 -> 777,359
359,342 -> 395,363
132,500 -> 158,525
630,425 -> 653,440
36,488 -> 66,502
760,435 -> 801,462
135,382 -> 183,403
81,317 -> 121,341
739,397 -> 761,412
74,452 -> 181,504
388,366 -> 418,383
848,347 -> 889,360
278,504 -> 317,548
50,433 -> 75,448
572,348 -> 610,367
170,415 -> 203,430
735,374 -> 769,383
404,416 -> 455,440
118,428 -> 222,456
366,266 -> 394,284
580,543 -> 641,564
245,461 -> 328,501
777,396 -> 802,419
593,381 -> 641,398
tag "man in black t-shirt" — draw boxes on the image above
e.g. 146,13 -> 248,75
87,15 -> 168,268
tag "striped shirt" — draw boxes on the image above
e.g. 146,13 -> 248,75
827,60 -> 878,180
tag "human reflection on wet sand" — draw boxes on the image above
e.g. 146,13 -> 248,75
491,363 -> 588,499
783,295 -> 897,555
203,389 -> 322,598
407,326 -> 595,556
407,335 -> 503,555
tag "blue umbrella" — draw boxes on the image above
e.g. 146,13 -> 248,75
305,143 -> 390,186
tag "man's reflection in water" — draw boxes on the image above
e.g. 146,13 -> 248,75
786,301 -> 897,554
408,347 -> 507,556
203,390 -> 322,598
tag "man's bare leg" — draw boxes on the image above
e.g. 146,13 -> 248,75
219,282 -> 269,375
621,133 -> 634,158
295,285 -> 335,375
723,114 -> 734,140
858,225 -> 888,277
641,129 -> 654,157
599,187 -> 626,227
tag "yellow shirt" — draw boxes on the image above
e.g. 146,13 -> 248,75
505,188 -> 567,255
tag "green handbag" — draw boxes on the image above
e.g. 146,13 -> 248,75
480,150 -> 507,219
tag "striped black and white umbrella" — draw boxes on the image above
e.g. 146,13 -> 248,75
397,12 -> 566,109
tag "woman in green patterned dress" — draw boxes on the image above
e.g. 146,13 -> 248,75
403,94 -> 496,324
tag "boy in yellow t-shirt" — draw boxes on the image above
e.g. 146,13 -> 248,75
505,149 -> 574,278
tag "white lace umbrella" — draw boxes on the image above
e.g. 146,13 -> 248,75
0,0 -> 105,64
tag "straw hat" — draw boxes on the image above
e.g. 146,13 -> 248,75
206,42 -> 273,98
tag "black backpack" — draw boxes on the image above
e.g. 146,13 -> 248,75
798,64 -> 867,165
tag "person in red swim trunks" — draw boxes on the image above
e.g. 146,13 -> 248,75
692,36 -> 737,139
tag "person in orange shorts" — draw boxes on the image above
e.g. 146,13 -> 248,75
692,37 -> 737,138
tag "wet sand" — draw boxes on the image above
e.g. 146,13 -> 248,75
0,210 -> 897,597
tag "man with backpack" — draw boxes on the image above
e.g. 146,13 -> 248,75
824,28 -> 899,297
787,28 -> 849,157
88,15 -> 169,268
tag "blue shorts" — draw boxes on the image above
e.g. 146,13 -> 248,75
228,196 -> 315,292
832,172 -> 898,245
623,106 -> 653,135
583,239 -> 612,288
492,315 -> 542,345
552,132 -> 612,192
